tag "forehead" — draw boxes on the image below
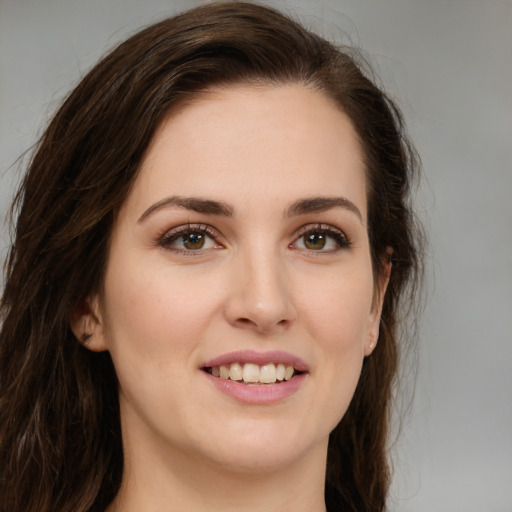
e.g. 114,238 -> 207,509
129,84 -> 367,219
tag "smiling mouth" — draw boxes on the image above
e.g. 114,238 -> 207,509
203,362 -> 303,384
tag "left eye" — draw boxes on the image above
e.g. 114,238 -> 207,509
292,226 -> 350,252
160,226 -> 219,252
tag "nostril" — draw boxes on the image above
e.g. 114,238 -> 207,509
234,317 -> 257,330
234,317 -> 290,331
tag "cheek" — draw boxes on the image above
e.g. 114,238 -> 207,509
299,269 -> 374,350
296,269 -> 374,427
98,259 -> 225,428
99,254 -> 228,380
305,283 -> 371,385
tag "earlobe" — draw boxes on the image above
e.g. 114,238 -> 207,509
366,338 -> 377,355
69,296 -> 108,352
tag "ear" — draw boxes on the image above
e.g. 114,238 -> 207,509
69,295 -> 108,352
364,249 -> 392,356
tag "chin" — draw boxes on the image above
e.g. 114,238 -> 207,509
188,418 -> 329,475
206,445 -> 313,475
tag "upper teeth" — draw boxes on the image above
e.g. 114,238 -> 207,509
210,363 -> 295,383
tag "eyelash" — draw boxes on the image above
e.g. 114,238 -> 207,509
159,223 -> 221,255
158,223 -> 351,255
291,224 -> 351,252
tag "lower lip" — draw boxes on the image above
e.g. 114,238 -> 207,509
203,372 -> 307,404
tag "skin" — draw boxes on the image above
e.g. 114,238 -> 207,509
72,84 -> 389,512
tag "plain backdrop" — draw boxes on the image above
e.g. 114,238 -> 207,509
1,1 -> 511,511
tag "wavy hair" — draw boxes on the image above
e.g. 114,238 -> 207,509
0,2 -> 423,511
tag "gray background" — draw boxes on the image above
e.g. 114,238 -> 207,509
1,1 -> 511,511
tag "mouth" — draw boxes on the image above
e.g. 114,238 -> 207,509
201,350 -> 309,386
203,362 -> 304,384
201,351 -> 308,404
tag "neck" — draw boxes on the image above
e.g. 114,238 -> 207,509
107,431 -> 328,512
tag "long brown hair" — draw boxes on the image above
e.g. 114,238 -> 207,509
0,2 -> 423,511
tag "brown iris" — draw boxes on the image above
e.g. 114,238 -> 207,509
303,232 -> 326,250
183,232 -> 206,250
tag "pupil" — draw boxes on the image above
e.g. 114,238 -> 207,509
305,233 -> 325,250
184,232 -> 204,249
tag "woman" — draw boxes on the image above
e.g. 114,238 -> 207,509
0,2 -> 422,511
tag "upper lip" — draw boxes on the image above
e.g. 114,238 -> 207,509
202,350 -> 309,372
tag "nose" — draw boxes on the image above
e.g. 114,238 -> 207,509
223,247 -> 297,335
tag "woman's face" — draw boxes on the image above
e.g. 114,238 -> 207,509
79,84 -> 387,473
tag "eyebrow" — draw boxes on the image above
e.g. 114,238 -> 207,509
138,195 -> 234,222
138,194 -> 363,224
286,196 -> 363,223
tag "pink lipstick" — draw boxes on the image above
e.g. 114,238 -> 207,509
201,350 -> 308,404
202,350 -> 309,372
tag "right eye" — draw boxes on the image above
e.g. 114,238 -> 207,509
159,224 -> 221,254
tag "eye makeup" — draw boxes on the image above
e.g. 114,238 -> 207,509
158,223 -> 223,255
291,223 -> 352,253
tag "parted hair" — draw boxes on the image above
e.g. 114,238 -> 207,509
0,2 -> 423,511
